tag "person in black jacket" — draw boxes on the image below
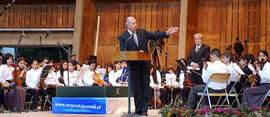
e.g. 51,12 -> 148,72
187,33 -> 210,85
118,16 -> 178,116
239,55 -> 253,88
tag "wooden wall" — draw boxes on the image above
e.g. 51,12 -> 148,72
186,0 -> 198,58
79,0 -> 98,63
196,0 -> 270,57
97,1 -> 181,69
0,3 -> 75,28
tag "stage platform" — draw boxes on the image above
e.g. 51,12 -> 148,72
0,110 -> 161,117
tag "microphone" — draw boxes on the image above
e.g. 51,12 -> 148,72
45,31 -> 49,39
19,33 -> 26,37
124,34 -> 134,51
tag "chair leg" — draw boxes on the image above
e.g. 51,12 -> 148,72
216,96 -> 223,107
225,90 -> 230,107
196,88 -> 207,110
206,88 -> 212,109
233,90 -> 240,108
259,90 -> 270,107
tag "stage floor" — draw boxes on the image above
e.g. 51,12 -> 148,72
0,110 -> 161,117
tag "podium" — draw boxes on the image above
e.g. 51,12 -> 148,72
112,51 -> 151,61
112,51 -> 150,115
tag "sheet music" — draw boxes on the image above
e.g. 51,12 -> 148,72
232,63 -> 245,75
187,66 -> 200,70
78,65 -> 89,78
165,73 -> 178,86
97,68 -> 106,78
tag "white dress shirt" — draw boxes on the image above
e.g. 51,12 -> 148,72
227,62 -> 241,82
127,29 -> 139,46
0,64 -> 14,83
258,62 -> 270,84
202,60 -> 230,90
109,70 -> 121,86
26,68 -> 42,89
150,70 -> 162,88
45,71 -> 63,86
63,70 -> 79,86
82,70 -> 101,86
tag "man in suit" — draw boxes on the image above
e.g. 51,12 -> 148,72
118,16 -> 178,116
187,33 -> 210,85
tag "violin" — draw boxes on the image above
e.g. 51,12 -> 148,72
92,71 -> 105,86
252,58 -> 265,86
12,67 -> 24,87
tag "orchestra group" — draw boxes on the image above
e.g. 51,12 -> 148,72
0,33 -> 269,112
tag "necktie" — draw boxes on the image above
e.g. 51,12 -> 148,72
133,33 -> 139,46
195,47 -> 199,53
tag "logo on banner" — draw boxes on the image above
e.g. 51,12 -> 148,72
52,97 -> 106,114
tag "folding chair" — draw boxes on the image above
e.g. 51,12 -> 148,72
259,89 -> 270,107
230,74 -> 257,106
24,95 -> 33,111
173,93 -> 182,106
221,76 -> 241,107
196,73 -> 231,110
42,95 -> 52,111
239,75 -> 257,93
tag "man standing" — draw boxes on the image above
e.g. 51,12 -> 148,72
118,16 -> 178,116
187,33 -> 210,85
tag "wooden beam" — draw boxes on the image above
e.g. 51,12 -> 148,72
178,0 -> 188,59
73,0 -> 84,61
78,0 -> 98,63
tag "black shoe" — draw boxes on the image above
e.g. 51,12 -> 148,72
140,112 -> 148,116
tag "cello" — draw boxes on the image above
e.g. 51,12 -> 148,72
12,67 -> 23,87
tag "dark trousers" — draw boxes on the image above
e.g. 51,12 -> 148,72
128,61 -> 150,114
27,88 -> 46,109
187,85 -> 225,109
27,89 -> 39,109
46,87 -> 56,103
190,70 -> 203,85
0,88 -> 4,106
242,83 -> 270,107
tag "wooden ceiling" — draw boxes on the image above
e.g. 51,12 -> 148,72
0,0 -> 75,4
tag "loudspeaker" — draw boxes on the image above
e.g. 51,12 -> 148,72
88,55 -> 97,64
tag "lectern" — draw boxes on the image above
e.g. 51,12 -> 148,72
112,51 -> 151,61
112,51 -> 151,115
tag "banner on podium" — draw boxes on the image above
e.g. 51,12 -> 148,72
52,97 -> 106,114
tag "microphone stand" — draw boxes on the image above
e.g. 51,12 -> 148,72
57,42 -> 71,86
239,32 -> 270,54
13,34 -> 23,112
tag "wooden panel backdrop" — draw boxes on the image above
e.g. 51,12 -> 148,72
0,3 -> 75,28
97,1 -> 181,69
197,0 -> 270,58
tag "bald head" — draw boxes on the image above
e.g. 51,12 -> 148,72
125,16 -> 137,33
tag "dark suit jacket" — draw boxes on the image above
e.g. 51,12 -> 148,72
187,44 -> 210,70
242,66 -> 253,76
118,29 -> 169,53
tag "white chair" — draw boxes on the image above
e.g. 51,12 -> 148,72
196,73 -> 231,110
259,89 -> 270,107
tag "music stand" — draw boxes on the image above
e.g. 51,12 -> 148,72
176,60 -> 188,74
